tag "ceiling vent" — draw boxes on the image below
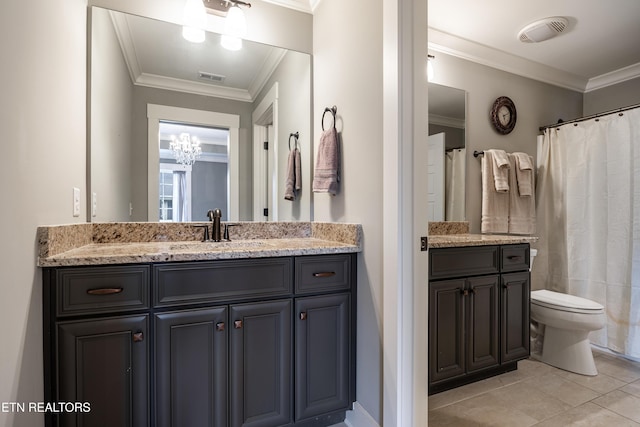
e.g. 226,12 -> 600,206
518,17 -> 569,43
198,71 -> 226,83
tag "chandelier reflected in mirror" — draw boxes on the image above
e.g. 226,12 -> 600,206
170,133 -> 202,165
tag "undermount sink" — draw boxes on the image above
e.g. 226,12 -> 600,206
168,240 -> 268,252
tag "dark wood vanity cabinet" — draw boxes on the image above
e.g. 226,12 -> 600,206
428,244 -> 530,394
43,253 -> 356,427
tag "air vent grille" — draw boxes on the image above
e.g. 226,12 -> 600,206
198,72 -> 226,83
518,17 -> 569,43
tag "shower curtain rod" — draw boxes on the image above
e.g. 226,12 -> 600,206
539,102 -> 640,132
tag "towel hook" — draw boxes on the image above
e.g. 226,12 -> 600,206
289,132 -> 299,151
322,106 -> 337,131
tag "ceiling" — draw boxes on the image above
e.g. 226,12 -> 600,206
428,0 -> 640,92
109,10 -> 287,102
275,0 -> 640,93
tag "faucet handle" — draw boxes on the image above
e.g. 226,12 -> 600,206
223,224 -> 239,241
194,225 -> 210,242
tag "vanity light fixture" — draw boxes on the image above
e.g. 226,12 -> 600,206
427,54 -> 435,81
170,133 -> 202,166
220,0 -> 251,51
182,0 -> 207,43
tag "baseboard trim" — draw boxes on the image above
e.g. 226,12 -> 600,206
344,402 -> 380,427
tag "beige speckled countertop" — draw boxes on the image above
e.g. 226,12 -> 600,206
428,233 -> 537,248
427,221 -> 537,247
37,222 -> 362,267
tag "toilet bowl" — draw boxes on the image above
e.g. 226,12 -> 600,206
529,249 -> 606,376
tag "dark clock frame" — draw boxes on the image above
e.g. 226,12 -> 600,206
490,96 -> 517,135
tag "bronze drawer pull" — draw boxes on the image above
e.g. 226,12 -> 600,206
313,272 -> 336,278
507,255 -> 523,261
300,312 -> 307,320
234,320 -> 243,329
216,322 -> 225,332
87,287 -> 124,296
460,289 -> 469,296
133,332 -> 144,342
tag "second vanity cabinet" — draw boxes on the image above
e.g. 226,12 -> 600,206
428,244 -> 530,394
43,254 -> 356,427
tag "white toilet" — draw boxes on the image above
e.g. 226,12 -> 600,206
529,249 -> 606,376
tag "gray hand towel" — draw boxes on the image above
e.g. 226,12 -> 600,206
313,127 -> 339,195
284,148 -> 301,201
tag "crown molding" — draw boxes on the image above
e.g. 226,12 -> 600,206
247,48 -> 287,100
428,114 -> 465,129
428,28 -> 588,92
585,62 -> 640,92
135,73 -> 253,101
260,0 -> 312,13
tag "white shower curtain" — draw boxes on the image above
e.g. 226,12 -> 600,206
445,148 -> 466,221
535,107 -> 640,358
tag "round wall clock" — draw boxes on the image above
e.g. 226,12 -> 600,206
490,96 -> 517,135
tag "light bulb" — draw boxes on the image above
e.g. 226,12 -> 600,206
225,5 -> 246,38
182,0 -> 206,43
221,35 -> 243,51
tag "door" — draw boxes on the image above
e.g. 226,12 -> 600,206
501,271 -> 531,362
427,132 -> 445,221
429,278 -> 466,384
230,300 -> 292,427
57,315 -> 149,427
295,294 -> 351,421
466,275 -> 500,372
155,307 -> 228,427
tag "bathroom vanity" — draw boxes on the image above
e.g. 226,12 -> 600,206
38,222 -> 361,427
428,229 -> 537,395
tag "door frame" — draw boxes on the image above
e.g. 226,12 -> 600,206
147,104 -> 240,221
252,82 -> 279,221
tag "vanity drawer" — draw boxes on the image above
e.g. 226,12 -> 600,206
501,244 -> 530,272
430,246 -> 499,280
56,265 -> 150,317
154,258 -> 293,307
295,254 -> 352,294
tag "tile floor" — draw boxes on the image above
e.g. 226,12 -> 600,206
428,347 -> 640,426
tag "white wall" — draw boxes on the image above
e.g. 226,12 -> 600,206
0,0 -> 88,426
429,52 -> 583,232
584,77 -> 640,115
313,0 -> 385,422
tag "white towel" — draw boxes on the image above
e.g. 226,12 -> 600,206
513,152 -> 533,196
313,127 -> 339,195
284,148 -> 301,201
487,149 -> 510,192
481,151 -> 509,233
508,153 -> 536,234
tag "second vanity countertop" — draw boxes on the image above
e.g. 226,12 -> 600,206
427,221 -> 538,248
37,222 -> 362,267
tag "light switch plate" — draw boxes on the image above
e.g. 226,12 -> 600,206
92,192 -> 97,217
73,187 -> 81,217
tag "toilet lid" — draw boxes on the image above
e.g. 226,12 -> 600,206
531,290 -> 604,312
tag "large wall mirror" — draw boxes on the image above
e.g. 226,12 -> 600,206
427,82 -> 466,221
89,6 -> 312,223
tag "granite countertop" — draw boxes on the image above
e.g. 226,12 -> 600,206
427,221 -> 538,248
428,233 -> 538,248
37,222 -> 362,267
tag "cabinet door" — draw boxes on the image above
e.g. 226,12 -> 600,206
466,275 -> 500,372
230,300 -> 292,427
429,279 -> 466,384
295,293 -> 351,421
501,271 -> 531,362
57,315 -> 148,427
155,307 -> 228,427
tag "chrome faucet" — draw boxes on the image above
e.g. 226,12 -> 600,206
207,209 -> 222,242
